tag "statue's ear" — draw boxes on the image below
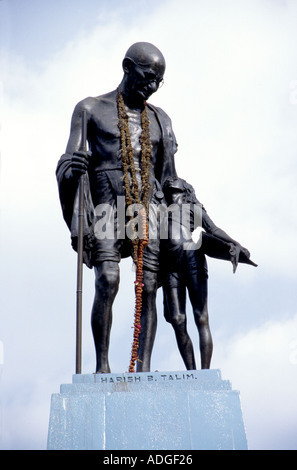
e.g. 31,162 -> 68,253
122,58 -> 133,74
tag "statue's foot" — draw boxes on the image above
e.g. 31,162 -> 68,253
95,366 -> 111,374
95,357 -> 111,374
136,362 -> 150,373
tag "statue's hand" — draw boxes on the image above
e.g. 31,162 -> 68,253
229,243 -> 250,273
229,243 -> 240,273
69,150 -> 90,179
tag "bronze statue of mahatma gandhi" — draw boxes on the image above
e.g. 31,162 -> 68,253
56,42 -> 256,374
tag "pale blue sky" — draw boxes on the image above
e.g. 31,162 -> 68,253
1,0 -> 164,66
1,0 -> 297,450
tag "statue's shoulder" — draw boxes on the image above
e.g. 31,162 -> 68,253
92,90 -> 117,106
74,90 -> 117,114
147,102 -> 172,125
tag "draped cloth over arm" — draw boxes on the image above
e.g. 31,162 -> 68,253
56,153 -> 96,268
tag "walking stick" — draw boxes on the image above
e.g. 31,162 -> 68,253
75,110 -> 87,374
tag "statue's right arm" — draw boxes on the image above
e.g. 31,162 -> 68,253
56,99 -> 91,227
62,100 -> 91,181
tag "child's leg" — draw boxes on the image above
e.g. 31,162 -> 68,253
186,254 -> 213,369
163,279 -> 197,370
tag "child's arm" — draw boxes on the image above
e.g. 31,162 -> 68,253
201,208 -> 251,272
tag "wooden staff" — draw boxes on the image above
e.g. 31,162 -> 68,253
76,110 -> 87,374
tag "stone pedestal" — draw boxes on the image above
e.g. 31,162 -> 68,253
47,369 -> 247,450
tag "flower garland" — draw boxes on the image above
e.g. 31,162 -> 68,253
117,89 -> 151,372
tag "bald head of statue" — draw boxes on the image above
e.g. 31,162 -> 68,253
120,42 -> 166,107
124,42 -> 166,73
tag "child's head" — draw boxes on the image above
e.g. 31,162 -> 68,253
163,177 -> 198,204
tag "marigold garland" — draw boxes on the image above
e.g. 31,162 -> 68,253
117,89 -> 151,372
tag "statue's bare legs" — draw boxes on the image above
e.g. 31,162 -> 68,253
91,262 -> 158,373
164,284 -> 197,370
187,273 -> 213,369
164,274 -> 213,370
91,261 -> 119,373
136,269 -> 158,372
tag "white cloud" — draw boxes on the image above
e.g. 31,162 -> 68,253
213,313 -> 297,450
1,0 -> 297,450
2,0 -> 297,280
155,312 -> 297,450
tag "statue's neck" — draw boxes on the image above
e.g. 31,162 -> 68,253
118,81 -> 145,112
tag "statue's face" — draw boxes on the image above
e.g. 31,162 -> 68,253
166,188 -> 184,206
125,58 -> 165,102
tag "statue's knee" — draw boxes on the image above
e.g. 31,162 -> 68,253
94,262 -> 119,291
142,270 -> 158,297
171,312 -> 186,328
194,307 -> 209,326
